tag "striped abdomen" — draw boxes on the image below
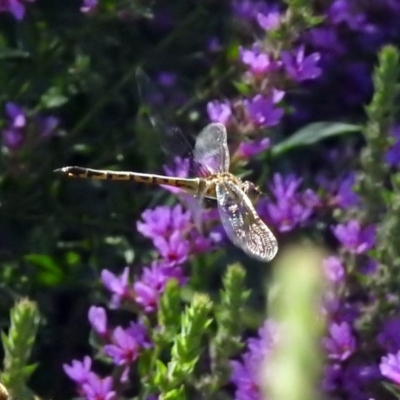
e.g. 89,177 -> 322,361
54,166 -> 201,193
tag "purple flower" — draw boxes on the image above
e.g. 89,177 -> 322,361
342,362 -> 381,399
80,0 -> 97,13
133,262 -> 186,312
385,125 -> 400,167
281,46 -> 322,82
1,102 -> 59,151
208,37 -> 221,53
322,363 -> 342,391
207,100 -> 232,125
0,0 -> 33,20
2,129 -> 24,150
323,256 -> 345,283
380,351 -> 400,385
127,321 -> 151,348
101,267 -> 131,308
104,325 -> 144,365
231,320 -> 279,400
332,220 -> 376,254
327,0 -> 369,32
378,318 -> 400,353
64,356 -> 92,385
153,230 -> 191,266
6,103 -> 26,128
305,27 -> 344,57
188,231 -> 214,253
260,174 -> 318,232
236,137 -> 270,158
231,0 -> 269,20
162,157 -> 191,194
137,204 -> 192,241
239,45 -> 280,76
157,72 -> 177,88
1,103 -> 26,150
360,258 -> 377,275
82,373 -> 115,400
317,173 -> 359,209
37,115 -> 59,137
335,173 -> 359,208
256,11 -> 281,30
88,306 -> 108,337
323,322 -> 356,361
244,92 -> 284,127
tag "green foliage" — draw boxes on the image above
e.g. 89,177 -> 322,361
201,264 -> 250,395
2,299 -> 41,400
357,45 -> 400,221
272,122 -> 362,157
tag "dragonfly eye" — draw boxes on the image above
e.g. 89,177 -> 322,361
242,181 -> 261,203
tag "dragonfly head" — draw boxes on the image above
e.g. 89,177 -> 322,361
241,181 -> 263,203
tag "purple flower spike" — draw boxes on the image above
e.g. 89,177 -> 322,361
207,100 -> 232,125
63,356 -> 92,385
281,46 -> 322,82
244,94 -> 284,127
323,322 -> 356,361
332,220 -> 376,254
82,373 -> 116,400
88,306 -> 108,337
380,351 -> 400,385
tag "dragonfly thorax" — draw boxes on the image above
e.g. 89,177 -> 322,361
200,172 -> 242,200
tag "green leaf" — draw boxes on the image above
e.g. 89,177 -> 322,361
40,87 -> 68,108
24,254 -> 64,285
233,80 -> 251,96
0,48 -> 30,60
161,386 -> 186,400
271,122 -> 361,157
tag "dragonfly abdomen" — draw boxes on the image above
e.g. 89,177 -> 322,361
54,166 -> 200,193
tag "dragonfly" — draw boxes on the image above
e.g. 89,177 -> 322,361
54,122 -> 278,261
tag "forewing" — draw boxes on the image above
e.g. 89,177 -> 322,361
216,181 -> 278,261
194,123 -> 230,175
136,68 -> 193,159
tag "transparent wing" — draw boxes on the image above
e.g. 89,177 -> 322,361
216,181 -> 278,261
136,68 -> 193,159
194,123 -> 230,175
